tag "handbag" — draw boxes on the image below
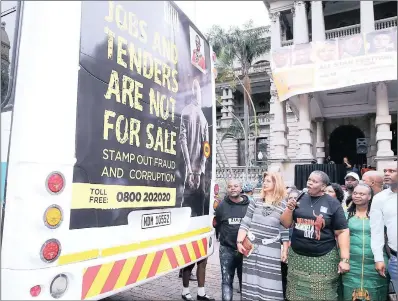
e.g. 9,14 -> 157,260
242,236 -> 253,257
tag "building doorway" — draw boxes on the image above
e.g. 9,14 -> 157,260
329,125 -> 366,167
391,122 -> 397,156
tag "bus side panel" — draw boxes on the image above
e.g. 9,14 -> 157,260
1,0 -> 82,270
0,111 -> 11,204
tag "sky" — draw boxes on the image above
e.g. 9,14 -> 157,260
175,1 -> 270,34
1,1 -> 270,63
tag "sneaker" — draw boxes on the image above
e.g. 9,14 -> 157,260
182,293 -> 193,301
189,273 -> 197,281
197,294 -> 215,301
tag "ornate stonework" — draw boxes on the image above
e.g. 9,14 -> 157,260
269,12 -> 281,24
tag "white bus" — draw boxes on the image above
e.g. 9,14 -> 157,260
1,1 -> 216,300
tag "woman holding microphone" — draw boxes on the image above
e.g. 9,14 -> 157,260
280,171 -> 350,301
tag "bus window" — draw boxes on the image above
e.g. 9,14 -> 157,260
1,1 -> 20,109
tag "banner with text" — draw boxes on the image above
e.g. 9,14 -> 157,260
271,27 -> 397,101
71,1 -> 214,229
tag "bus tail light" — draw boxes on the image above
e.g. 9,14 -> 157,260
46,172 -> 65,194
50,274 -> 68,299
44,205 -> 63,228
30,285 -> 41,297
40,239 -> 61,263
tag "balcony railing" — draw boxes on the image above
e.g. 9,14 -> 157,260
281,16 -> 397,46
233,62 -> 270,77
375,16 -> 397,30
325,23 -> 361,39
216,166 -> 268,184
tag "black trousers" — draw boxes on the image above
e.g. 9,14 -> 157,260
220,245 -> 243,301
281,261 -> 288,300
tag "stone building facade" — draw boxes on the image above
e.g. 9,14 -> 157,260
216,1 -> 397,186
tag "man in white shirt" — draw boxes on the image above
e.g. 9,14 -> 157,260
370,163 -> 398,291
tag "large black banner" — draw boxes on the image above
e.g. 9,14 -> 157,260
70,1 -> 214,229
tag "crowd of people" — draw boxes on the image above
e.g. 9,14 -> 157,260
207,163 -> 397,301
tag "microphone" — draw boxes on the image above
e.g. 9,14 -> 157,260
294,188 -> 308,208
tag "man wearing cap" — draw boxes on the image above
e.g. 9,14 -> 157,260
343,172 -> 360,211
241,183 -> 254,197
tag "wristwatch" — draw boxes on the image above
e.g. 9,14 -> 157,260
237,241 -> 243,245
340,258 -> 349,264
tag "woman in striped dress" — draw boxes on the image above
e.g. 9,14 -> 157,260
236,172 -> 290,300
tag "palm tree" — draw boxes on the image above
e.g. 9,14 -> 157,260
207,20 -> 270,179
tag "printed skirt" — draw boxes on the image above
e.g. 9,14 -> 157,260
286,247 -> 340,301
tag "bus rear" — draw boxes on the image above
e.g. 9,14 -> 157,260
1,1 -> 216,300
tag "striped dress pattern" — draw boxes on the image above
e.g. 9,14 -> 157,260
239,197 -> 289,301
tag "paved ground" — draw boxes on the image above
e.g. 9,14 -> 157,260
107,240 -> 240,300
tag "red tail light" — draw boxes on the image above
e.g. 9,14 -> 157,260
214,184 -> 219,196
40,239 -> 61,263
30,285 -> 41,297
47,172 -> 65,194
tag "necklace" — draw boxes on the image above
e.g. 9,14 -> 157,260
310,195 -> 323,208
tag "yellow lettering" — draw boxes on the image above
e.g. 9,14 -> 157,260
146,123 -> 154,149
129,118 -> 141,147
143,51 -> 154,79
105,1 -> 114,23
104,27 -> 115,60
171,43 -> 178,65
162,36 -> 170,61
162,63 -> 171,90
169,97 -> 176,122
129,42 -> 142,74
104,70 -> 120,103
115,115 -> 129,144
134,80 -> 143,111
115,4 -> 128,30
122,75 -> 134,106
117,36 -> 128,68
154,126 -> 164,152
103,110 -> 116,140
152,32 -> 161,54
169,131 -> 177,155
153,58 -> 162,86
139,20 -> 147,43
171,69 -> 178,93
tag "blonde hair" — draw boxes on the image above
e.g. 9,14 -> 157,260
260,171 -> 287,206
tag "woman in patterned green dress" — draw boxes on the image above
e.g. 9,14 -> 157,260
342,184 -> 389,301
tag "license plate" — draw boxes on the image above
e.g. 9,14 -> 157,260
141,212 -> 171,229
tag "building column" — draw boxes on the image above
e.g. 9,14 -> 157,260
367,114 -> 376,166
268,11 -> 288,166
315,118 -> 325,163
360,1 -> 375,34
311,1 -> 325,42
293,1 -> 309,44
374,82 -> 395,170
297,93 -> 314,161
292,2 -> 313,162
270,80 -> 288,161
220,87 -> 234,119
270,12 -> 281,49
